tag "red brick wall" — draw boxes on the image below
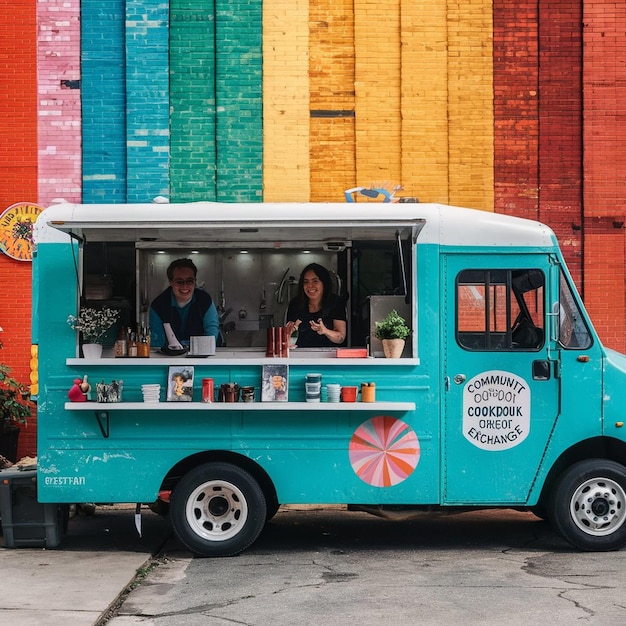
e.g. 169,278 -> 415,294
537,1 -> 584,287
582,2 -> 626,352
493,0 -> 540,222
0,2 -> 39,459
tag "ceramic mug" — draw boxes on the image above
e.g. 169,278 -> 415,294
341,386 -> 358,402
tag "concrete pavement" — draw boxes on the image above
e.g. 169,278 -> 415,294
0,504 -> 172,626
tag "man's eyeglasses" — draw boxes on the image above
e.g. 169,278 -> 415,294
172,278 -> 196,286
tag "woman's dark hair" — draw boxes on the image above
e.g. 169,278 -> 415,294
297,263 -> 334,310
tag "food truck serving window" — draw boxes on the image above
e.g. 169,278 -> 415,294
456,269 -> 545,351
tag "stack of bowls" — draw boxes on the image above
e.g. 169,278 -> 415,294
326,383 -> 341,403
141,384 -> 161,403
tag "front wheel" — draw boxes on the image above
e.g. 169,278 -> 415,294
170,462 -> 267,557
549,459 -> 626,551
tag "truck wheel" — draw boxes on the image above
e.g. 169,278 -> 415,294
170,462 -> 267,557
549,459 -> 626,551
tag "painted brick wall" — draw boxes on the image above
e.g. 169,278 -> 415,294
125,0 -> 170,202
170,0 -> 263,202
0,2 -> 37,211
493,0 -> 540,222
582,2 -> 626,352
537,1 -> 583,286
354,0 -> 402,190
0,3 -> 38,459
37,0 -> 82,207
262,0 -> 310,201
215,0 -> 263,201
447,0 -> 494,211
400,0 -> 449,203
81,0 -> 127,202
309,0 -> 355,201
170,0 -> 218,202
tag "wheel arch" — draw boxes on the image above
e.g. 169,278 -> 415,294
536,436 -> 626,508
157,450 -> 278,512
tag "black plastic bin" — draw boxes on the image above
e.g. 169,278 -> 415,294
0,467 -> 67,548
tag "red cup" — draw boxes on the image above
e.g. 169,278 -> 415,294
202,378 -> 214,403
276,326 -> 286,357
341,386 -> 358,402
266,328 -> 276,357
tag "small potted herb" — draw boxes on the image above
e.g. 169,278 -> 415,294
374,309 -> 410,358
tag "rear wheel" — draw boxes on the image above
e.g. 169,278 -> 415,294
170,462 -> 266,557
549,459 -> 626,551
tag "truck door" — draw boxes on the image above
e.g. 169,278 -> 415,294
442,254 -> 559,504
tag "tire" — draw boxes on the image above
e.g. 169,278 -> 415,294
170,462 -> 267,557
265,494 -> 280,522
549,459 -> 626,551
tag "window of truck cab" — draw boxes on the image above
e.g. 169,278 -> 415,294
456,269 -> 545,351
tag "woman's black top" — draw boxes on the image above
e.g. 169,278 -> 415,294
286,295 -> 347,347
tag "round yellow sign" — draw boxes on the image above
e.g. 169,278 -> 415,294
0,202 -> 44,261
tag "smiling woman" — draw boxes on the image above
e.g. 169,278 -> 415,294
285,263 -> 347,348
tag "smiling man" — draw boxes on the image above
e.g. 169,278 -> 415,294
150,258 -> 219,349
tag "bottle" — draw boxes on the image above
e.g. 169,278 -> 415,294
128,330 -> 138,357
289,320 -> 300,350
114,326 -> 127,357
137,323 -> 150,358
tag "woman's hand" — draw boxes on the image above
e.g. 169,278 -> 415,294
310,318 -> 346,344
310,318 -> 327,335
285,319 -> 301,335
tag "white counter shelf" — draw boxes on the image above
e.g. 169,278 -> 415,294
66,355 -> 419,367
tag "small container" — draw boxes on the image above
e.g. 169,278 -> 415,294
361,382 -> 376,402
305,373 -> 322,402
137,341 -> 150,358
341,386 -> 358,402
326,383 -> 341,403
220,383 -> 239,403
202,378 -> 214,403
241,386 -> 255,402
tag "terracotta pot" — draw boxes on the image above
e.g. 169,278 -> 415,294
382,338 -> 405,358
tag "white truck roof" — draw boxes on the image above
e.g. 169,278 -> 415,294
35,201 -> 558,249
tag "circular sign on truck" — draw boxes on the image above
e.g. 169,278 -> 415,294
463,370 -> 530,451
0,202 -> 44,261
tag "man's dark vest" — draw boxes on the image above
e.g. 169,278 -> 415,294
151,288 -> 213,342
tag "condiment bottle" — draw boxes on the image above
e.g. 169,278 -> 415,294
137,324 -> 150,358
114,326 -> 127,357
128,331 -> 138,357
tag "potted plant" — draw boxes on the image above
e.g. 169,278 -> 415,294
67,306 -> 120,358
374,309 -> 410,358
0,364 -> 33,463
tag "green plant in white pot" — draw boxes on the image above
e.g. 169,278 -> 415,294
374,309 -> 410,358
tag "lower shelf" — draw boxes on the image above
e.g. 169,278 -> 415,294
64,401 -> 415,412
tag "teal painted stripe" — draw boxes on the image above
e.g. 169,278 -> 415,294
81,0 -> 127,202
125,0 -> 171,202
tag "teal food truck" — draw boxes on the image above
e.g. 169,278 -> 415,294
32,201 -> 626,556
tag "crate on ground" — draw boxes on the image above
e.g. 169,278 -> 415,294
0,467 -> 67,548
